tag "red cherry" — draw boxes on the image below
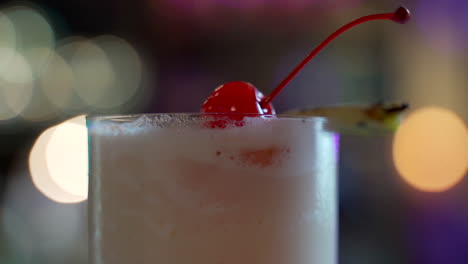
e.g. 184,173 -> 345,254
202,81 -> 275,115
201,81 -> 275,127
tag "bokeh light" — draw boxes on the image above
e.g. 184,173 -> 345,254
0,49 -> 34,121
0,5 -> 61,123
93,35 -> 143,110
29,115 -> 88,203
39,48 -> 75,110
17,47 -> 77,122
57,37 -> 115,108
3,5 -> 55,78
46,115 -> 88,198
29,125 -> 86,203
0,12 -> 17,70
0,48 -> 33,84
23,46 -> 54,79
19,91 -> 59,122
393,107 -> 468,192
19,49 -> 64,122
0,11 -> 16,45
0,4 -> 144,121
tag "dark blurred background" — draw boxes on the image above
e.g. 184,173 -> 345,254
0,0 -> 467,263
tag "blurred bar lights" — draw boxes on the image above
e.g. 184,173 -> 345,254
393,107 -> 468,192
0,3 -> 146,124
29,115 -> 88,203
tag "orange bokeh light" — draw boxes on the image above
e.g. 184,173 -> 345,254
393,107 -> 468,192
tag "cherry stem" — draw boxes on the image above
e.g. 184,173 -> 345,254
260,6 -> 411,108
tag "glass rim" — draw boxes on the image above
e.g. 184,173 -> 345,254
86,112 -> 329,122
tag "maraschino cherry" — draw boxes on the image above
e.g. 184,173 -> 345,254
201,6 -> 410,126
201,81 -> 275,116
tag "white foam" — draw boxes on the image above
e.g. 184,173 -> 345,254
88,115 -> 333,175
88,114 -> 338,264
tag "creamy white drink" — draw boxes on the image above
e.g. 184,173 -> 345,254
88,114 -> 338,264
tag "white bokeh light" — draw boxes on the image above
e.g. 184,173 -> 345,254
46,115 -> 88,197
39,48 -> 75,110
29,125 -> 86,203
57,37 -> 115,108
0,49 -> 34,121
0,12 -> 17,72
19,49 -> 63,122
19,93 -> 59,122
0,11 -> 16,45
23,47 -> 54,79
4,5 -> 55,78
93,35 -> 143,110
29,115 -> 88,203
0,48 -> 33,84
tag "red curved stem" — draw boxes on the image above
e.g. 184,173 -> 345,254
260,13 -> 395,107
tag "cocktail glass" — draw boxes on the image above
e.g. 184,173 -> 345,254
87,113 -> 339,264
